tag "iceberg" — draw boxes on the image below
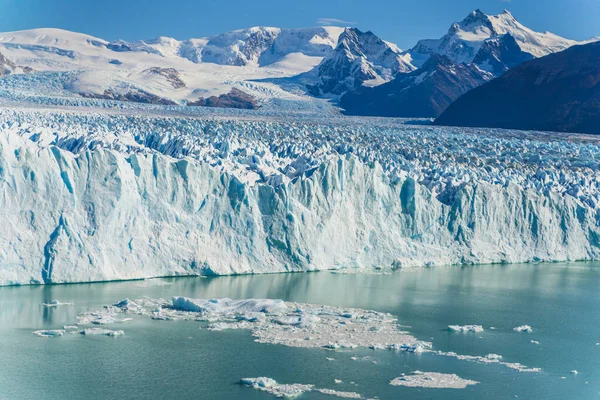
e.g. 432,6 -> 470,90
0,105 -> 599,285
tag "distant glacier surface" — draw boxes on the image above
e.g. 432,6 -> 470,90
0,104 -> 599,285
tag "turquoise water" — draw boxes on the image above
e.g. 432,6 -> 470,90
1,263 -> 599,399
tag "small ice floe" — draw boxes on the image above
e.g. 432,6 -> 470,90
240,378 -> 313,398
241,378 -> 364,398
513,325 -> 533,333
334,379 -> 343,384
530,340 -> 540,345
314,388 -> 362,398
489,327 -> 496,330
571,370 -> 578,375
326,357 -> 336,361
63,325 -> 79,330
79,328 -> 124,336
33,329 -> 65,337
42,300 -> 73,307
436,352 -> 541,373
389,371 -> 479,389
448,325 -> 484,333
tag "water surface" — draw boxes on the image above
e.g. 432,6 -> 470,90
1,263 -> 599,399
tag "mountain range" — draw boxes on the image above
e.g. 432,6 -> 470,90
0,10 -> 596,121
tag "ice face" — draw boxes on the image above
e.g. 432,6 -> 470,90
0,105 -> 599,285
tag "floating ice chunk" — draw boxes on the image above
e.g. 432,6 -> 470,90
571,370 -> 578,375
173,297 -> 288,314
389,371 -> 479,389
240,378 -> 313,398
513,325 -> 533,333
530,340 -> 539,345
63,325 -> 79,330
33,329 -> 65,337
80,328 -> 124,336
42,300 -> 73,307
114,298 -> 142,312
448,325 -> 484,333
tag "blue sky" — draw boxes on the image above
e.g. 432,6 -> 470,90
0,0 -> 598,49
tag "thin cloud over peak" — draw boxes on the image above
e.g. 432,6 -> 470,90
316,18 -> 356,26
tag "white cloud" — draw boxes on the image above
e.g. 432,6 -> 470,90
316,18 -> 356,26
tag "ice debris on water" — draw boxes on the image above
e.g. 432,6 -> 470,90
69,296 -> 542,375
389,371 -> 479,389
170,297 -> 427,351
435,352 -> 541,373
513,325 -> 533,333
530,340 -> 539,345
241,378 -> 364,398
448,325 -> 484,333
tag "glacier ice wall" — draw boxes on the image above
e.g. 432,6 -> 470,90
0,107 -> 599,285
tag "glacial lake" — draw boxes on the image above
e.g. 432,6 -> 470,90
1,263 -> 599,400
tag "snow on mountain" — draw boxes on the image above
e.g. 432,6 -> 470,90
0,27 -> 350,109
302,28 -> 415,96
407,9 -> 594,74
0,104 -> 599,285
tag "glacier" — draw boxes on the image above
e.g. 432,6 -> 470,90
0,103 -> 599,285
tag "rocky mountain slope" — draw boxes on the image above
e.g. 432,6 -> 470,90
435,41 -> 600,134
340,55 -> 490,117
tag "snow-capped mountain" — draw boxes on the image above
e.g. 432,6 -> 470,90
303,28 -> 414,96
0,27 -> 348,109
407,9 -> 592,75
106,26 -> 345,69
340,54 -> 491,117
